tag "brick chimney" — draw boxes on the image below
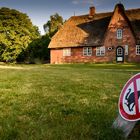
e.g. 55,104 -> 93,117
89,6 -> 95,17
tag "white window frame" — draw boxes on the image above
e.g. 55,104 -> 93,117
117,29 -> 123,39
117,48 -> 123,56
136,45 -> 140,55
83,47 -> 92,56
96,46 -> 105,56
125,45 -> 128,55
63,48 -> 71,56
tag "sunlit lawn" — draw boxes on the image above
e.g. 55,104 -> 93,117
0,63 -> 140,140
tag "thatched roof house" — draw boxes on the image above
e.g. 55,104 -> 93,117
49,3 -> 140,64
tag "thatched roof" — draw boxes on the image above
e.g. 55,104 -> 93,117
48,7 -> 140,48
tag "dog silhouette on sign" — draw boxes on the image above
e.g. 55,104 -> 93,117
125,88 -> 140,112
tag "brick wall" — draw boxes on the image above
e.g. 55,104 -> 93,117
103,4 -> 139,63
51,47 -> 114,64
50,49 -> 63,64
50,44 -> 140,64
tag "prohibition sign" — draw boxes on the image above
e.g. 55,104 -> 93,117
119,73 -> 140,121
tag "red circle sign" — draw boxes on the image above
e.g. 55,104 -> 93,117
119,73 -> 140,121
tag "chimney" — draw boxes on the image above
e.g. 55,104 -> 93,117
89,6 -> 95,17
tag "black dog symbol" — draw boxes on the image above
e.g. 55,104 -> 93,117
125,88 -> 140,112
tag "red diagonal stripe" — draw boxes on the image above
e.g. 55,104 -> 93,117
134,79 -> 139,114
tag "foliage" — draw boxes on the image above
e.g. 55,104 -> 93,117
25,34 -> 51,63
1,64 -> 140,139
0,7 -> 40,62
43,13 -> 64,37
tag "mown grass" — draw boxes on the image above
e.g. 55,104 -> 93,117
0,63 -> 140,140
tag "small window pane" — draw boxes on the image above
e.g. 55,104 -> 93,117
117,48 -> 123,56
63,48 -> 71,56
96,46 -> 105,56
136,45 -> 140,55
117,29 -> 123,39
83,47 -> 92,56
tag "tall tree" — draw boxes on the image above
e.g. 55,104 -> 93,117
24,34 -> 50,64
0,7 -> 40,62
43,13 -> 63,37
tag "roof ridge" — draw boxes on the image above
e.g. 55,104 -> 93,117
70,8 -> 140,19
126,8 -> 140,11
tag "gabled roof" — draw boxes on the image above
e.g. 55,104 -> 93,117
48,6 -> 140,49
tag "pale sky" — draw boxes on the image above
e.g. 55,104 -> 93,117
0,0 -> 140,34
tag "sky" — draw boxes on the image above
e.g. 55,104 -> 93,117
0,0 -> 140,35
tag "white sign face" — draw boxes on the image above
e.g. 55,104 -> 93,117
119,73 -> 140,121
117,57 -> 123,61
137,78 -> 140,113
122,82 -> 136,115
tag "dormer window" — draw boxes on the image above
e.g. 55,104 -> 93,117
117,29 -> 123,39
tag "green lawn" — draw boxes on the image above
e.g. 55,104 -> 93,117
0,63 -> 140,140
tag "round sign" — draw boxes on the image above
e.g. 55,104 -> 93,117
119,73 -> 140,121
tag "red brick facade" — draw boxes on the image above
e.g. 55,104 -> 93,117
51,46 -> 140,64
49,4 -> 140,64
103,4 -> 139,63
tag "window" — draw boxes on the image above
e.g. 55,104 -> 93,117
136,45 -> 140,55
117,48 -> 123,56
63,48 -> 71,56
96,46 -> 105,56
117,29 -> 123,39
125,45 -> 128,55
83,47 -> 92,56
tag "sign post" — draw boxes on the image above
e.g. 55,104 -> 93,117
113,114 -> 136,137
113,73 -> 140,137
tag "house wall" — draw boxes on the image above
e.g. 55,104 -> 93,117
62,47 -> 106,63
50,49 -> 63,64
51,47 -> 114,64
50,43 -> 140,64
103,5 -> 140,63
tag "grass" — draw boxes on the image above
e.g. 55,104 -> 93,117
0,63 -> 140,140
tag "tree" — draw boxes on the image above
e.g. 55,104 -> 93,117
24,34 -> 50,64
0,7 -> 40,62
43,13 -> 63,37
